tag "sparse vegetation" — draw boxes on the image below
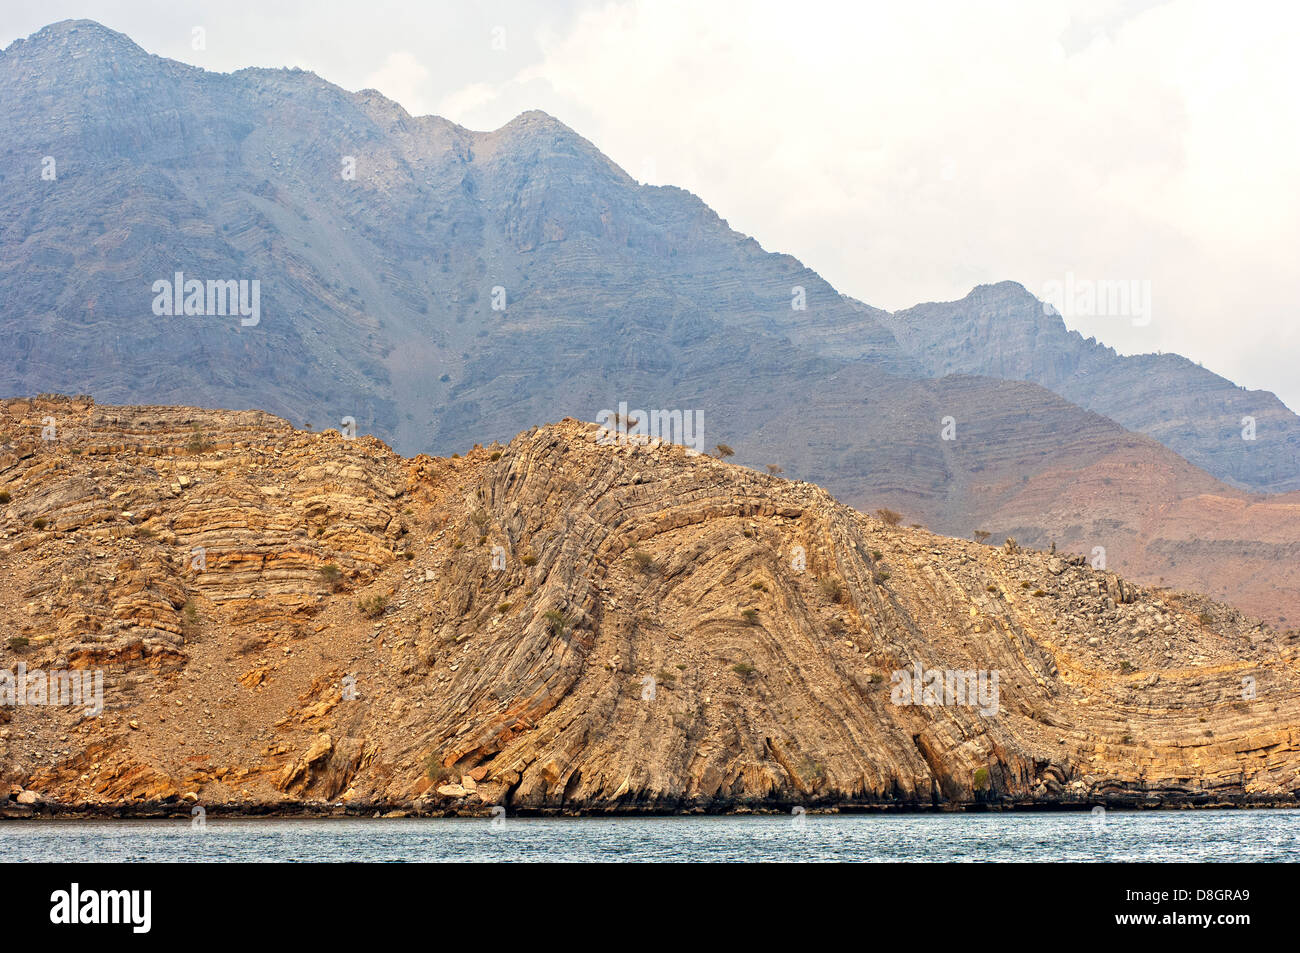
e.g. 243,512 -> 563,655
765,464 -> 783,475
357,593 -> 389,618
1032,589 -> 1047,597
714,443 -> 735,459
741,608 -> 759,625
874,508 -> 903,527
1118,660 -> 1135,674
0,491 -> 12,504
7,636 -> 30,651
31,517 -> 47,530
973,530 -> 991,544
424,754 -> 459,784
732,662 -> 756,679
520,552 -> 538,567
973,767 -> 990,790
630,549 -> 656,574
819,577 -> 846,604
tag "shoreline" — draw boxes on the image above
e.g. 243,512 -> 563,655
5,792 -> 1299,821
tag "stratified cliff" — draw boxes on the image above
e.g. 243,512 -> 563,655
1,396 -> 1297,816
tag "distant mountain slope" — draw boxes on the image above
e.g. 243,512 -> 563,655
881,282 -> 1300,493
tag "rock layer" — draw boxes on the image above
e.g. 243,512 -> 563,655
1,397 -> 1297,816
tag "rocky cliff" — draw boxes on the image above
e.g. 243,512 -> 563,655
2,397 -> 1297,816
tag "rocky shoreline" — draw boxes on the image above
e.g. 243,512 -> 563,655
6,789 -> 1299,821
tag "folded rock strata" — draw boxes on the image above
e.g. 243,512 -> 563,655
0,396 -> 1297,815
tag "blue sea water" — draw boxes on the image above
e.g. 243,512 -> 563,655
3,810 -> 1298,862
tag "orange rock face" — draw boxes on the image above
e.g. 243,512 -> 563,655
1,396 -> 1297,815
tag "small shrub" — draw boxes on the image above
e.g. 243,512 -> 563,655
8,636 -> 30,651
424,754 -> 458,783
973,767 -> 990,789
820,578 -> 845,604
732,662 -> 756,679
874,508 -> 903,527
1118,660 -> 1134,674
631,549 -> 656,574
490,451 -> 502,461
973,530 -> 991,544
714,444 -> 735,458
0,491 -> 11,504
31,518 -> 47,530
741,608 -> 759,625
357,594 -> 389,618
319,564 -> 342,583
520,552 -> 538,567
1197,612 -> 1214,626
1032,589 -> 1047,598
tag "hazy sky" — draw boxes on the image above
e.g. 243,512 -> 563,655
4,0 -> 1299,408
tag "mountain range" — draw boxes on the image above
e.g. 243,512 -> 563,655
2,19 -> 1298,622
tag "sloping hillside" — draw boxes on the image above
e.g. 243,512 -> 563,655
2,397 -> 1297,815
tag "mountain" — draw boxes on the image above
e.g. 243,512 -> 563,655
883,282 -> 1300,494
3,397 -> 1298,814
2,20 -> 1298,623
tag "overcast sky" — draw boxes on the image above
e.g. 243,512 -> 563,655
5,0 -> 1299,408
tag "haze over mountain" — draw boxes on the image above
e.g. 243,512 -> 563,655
2,20 -> 1298,622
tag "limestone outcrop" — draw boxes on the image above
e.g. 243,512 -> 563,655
1,396 -> 1297,816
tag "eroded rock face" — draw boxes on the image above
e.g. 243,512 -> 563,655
0,397 -> 1297,816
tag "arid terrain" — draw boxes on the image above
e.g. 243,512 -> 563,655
1,395 -> 1298,817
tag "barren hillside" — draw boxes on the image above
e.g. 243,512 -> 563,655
2,396 -> 1298,816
